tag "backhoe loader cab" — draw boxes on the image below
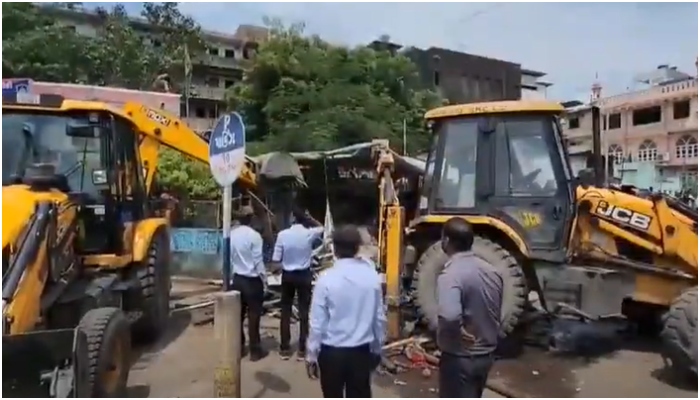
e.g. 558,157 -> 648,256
2,93 -> 172,397
417,101 -> 573,261
410,100 -> 697,379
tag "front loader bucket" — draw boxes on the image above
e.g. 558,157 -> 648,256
2,328 -> 90,398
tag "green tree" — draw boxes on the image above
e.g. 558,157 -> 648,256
227,19 -> 444,155
2,3 -> 93,82
86,4 -> 164,89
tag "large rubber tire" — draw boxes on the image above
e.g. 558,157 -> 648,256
660,286 -> 698,378
78,307 -> 131,398
415,237 -> 528,336
132,230 -> 171,343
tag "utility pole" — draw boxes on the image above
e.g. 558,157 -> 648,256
398,77 -> 407,155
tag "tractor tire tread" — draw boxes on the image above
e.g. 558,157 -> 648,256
660,286 -> 698,377
78,307 -> 130,397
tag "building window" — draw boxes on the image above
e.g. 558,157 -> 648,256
608,113 -> 622,130
673,100 -> 691,120
568,117 -> 580,129
195,107 -> 206,118
152,39 -> 162,48
680,170 -> 698,190
224,49 -> 235,59
632,105 -> 662,126
637,140 -> 658,162
208,108 -> 217,119
433,70 -> 441,87
205,76 -> 219,87
224,79 -> 236,88
208,47 -> 219,56
675,135 -> 698,159
607,144 -> 624,164
243,46 -> 256,60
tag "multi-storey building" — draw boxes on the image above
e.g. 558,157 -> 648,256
45,7 -> 267,133
369,39 -> 552,104
563,64 -> 698,193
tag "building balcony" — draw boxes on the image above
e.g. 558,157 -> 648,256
189,85 -> 227,101
195,54 -> 243,70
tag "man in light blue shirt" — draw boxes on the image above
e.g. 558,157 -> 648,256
272,210 -> 325,360
230,206 -> 268,361
306,225 -> 386,398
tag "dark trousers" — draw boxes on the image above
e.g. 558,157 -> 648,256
231,274 -> 264,351
439,352 -> 494,398
280,269 -> 313,352
318,344 -> 373,398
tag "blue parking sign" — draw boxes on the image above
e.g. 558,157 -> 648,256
208,112 -> 246,186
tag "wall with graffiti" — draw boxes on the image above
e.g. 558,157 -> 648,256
170,228 -> 223,278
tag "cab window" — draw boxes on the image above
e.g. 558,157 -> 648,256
434,119 -> 478,208
2,111 -> 104,196
507,119 -> 559,197
419,134 -> 438,211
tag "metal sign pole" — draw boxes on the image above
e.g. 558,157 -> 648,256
222,184 -> 233,291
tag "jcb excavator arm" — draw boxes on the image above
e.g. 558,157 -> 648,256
372,139 -> 405,341
121,102 -> 257,192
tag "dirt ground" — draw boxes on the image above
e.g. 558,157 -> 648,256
128,282 -> 697,398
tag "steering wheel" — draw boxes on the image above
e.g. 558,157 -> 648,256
522,168 -> 542,188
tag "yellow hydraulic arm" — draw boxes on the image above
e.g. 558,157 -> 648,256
373,140 -> 405,341
121,102 -> 257,192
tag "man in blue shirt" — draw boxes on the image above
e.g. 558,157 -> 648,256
230,206 -> 268,361
306,225 -> 386,398
272,210 -> 325,361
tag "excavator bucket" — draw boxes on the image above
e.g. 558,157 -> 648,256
2,328 -> 90,398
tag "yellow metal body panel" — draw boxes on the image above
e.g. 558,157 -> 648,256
131,218 -> 169,263
424,100 -> 564,120
410,214 -> 530,257
122,102 -> 258,190
384,205 -> 404,341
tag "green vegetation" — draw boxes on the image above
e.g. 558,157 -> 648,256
2,5 -> 444,199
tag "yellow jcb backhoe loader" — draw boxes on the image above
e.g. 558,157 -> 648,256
376,100 -> 698,378
1,93 -> 263,397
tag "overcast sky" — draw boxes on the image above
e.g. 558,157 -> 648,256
105,2 -> 698,101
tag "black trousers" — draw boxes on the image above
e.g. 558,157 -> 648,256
231,274 -> 264,351
318,344 -> 373,398
280,269 -> 313,352
438,352 -> 494,398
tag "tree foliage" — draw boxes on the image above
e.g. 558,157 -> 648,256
2,3 -> 94,82
2,2 -> 211,198
2,7 -> 444,200
228,19 -> 444,155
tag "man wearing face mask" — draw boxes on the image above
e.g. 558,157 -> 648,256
434,217 -> 503,398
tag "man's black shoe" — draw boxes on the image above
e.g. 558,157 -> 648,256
249,348 -> 269,362
279,349 -> 293,360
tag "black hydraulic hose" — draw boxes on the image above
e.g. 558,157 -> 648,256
2,202 -> 52,302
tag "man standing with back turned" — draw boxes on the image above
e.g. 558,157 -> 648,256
230,206 -> 268,361
436,217 -> 503,398
272,210 -> 325,361
306,225 -> 386,398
